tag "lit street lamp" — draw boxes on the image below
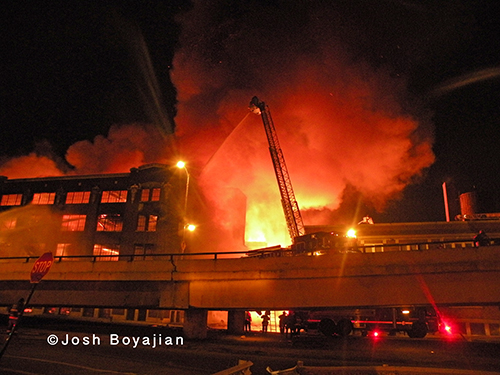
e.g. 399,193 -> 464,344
176,161 -> 191,252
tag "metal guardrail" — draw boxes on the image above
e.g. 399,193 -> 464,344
212,360 -> 253,375
0,239 -> 496,263
0,250 -> 252,263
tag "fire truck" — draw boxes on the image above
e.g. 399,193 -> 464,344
291,231 -> 359,255
249,97 -> 447,338
301,306 -> 441,338
249,96 -> 356,255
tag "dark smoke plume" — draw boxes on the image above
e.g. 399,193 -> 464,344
0,1 -> 435,250
171,1 -> 434,246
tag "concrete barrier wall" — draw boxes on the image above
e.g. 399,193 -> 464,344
1,246 -> 499,309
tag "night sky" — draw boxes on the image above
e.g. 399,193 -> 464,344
1,0 -> 500,225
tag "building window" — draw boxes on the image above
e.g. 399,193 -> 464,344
148,309 -> 161,318
140,188 -> 161,202
66,191 -> 91,204
56,243 -> 79,260
98,309 -> 111,319
97,214 -> 123,232
137,215 -> 146,231
56,243 -> 70,258
62,215 -> 86,231
140,189 -> 150,202
136,215 -> 158,232
1,194 -> 22,206
101,190 -> 127,203
171,310 -> 184,323
1,218 -> 16,230
82,308 -> 95,317
93,244 -> 119,261
151,188 -> 161,201
32,192 -> 56,205
134,244 -> 155,260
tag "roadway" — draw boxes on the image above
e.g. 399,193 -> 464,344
1,323 -> 500,374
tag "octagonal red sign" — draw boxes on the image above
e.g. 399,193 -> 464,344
30,252 -> 54,283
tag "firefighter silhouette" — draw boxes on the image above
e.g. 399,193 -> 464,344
473,230 -> 490,247
7,298 -> 24,333
244,311 -> 252,332
261,311 -> 270,333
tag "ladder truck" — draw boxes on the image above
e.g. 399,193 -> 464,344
248,97 -> 444,338
249,96 -> 305,242
248,96 -> 356,255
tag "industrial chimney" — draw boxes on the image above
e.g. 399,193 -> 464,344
459,191 -> 478,217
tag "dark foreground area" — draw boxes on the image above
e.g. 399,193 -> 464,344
1,317 -> 500,374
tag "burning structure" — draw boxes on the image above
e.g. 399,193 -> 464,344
1,2 -> 439,250
0,164 -> 192,259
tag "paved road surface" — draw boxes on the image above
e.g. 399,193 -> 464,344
1,327 -> 500,374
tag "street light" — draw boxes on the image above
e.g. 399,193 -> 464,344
177,161 -> 191,252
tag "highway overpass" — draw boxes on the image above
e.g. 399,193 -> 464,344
1,243 -> 500,337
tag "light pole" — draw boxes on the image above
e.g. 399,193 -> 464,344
176,161 -> 191,252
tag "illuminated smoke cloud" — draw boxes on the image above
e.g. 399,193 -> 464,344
0,2 -> 436,251
0,153 -> 64,179
0,124 -> 171,178
65,123 -> 171,175
171,1 -> 435,246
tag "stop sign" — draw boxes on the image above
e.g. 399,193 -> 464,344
30,252 -> 54,283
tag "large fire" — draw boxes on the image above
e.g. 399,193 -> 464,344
171,1 -> 435,248
0,1 -> 435,251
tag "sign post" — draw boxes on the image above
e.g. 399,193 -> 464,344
0,252 -> 54,359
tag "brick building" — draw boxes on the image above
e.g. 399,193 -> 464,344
0,164 -> 186,260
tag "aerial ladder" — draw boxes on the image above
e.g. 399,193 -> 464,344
249,96 -> 305,242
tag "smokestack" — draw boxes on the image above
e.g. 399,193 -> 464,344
442,182 -> 450,222
459,191 -> 478,217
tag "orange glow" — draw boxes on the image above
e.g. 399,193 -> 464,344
346,229 -> 356,238
0,4 -> 436,253
0,153 -> 64,179
170,3 -> 435,250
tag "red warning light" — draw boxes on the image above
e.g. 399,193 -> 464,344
439,320 -> 453,335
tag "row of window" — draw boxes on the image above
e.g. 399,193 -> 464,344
2,214 -> 158,232
40,307 -> 184,324
0,188 -> 161,206
55,243 -> 155,261
65,214 -> 158,232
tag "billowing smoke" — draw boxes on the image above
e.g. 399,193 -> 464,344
65,123 -> 172,175
0,1 -> 436,251
0,205 -> 62,257
171,1 -> 435,247
0,124 -> 173,178
0,153 -> 64,179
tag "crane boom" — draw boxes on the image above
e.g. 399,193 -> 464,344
249,96 -> 305,241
